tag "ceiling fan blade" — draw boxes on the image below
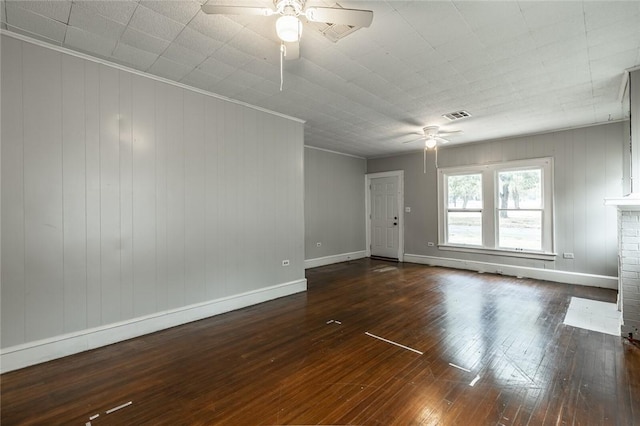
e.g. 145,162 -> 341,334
402,137 -> 424,144
438,130 -> 463,136
435,136 -> 450,144
284,41 -> 300,61
201,5 -> 274,16
304,7 -> 373,27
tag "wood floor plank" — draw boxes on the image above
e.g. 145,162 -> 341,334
1,259 -> 639,425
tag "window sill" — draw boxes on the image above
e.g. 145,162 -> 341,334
437,244 -> 557,261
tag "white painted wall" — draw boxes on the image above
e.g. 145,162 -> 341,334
0,35 -> 305,367
367,122 -> 625,281
304,147 -> 366,268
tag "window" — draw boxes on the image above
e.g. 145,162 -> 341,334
446,173 -> 483,246
438,158 -> 554,258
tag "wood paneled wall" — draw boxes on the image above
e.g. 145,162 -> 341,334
304,147 -> 366,261
367,122 -> 625,278
0,35 -> 305,349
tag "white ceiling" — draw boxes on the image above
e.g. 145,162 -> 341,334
2,0 -> 639,157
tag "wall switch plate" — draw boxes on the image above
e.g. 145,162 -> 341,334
405,207 -> 411,213
563,253 -> 574,259
282,260 -> 290,266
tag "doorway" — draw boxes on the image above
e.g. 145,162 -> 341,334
366,171 -> 404,261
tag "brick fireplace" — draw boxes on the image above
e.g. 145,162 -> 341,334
617,208 -> 640,336
605,68 -> 640,337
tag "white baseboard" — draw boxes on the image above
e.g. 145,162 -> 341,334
0,279 -> 307,373
404,254 -> 618,289
305,250 -> 366,269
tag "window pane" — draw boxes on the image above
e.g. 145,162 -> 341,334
447,174 -> 482,209
498,210 -> 542,250
497,169 -> 541,209
448,212 -> 482,245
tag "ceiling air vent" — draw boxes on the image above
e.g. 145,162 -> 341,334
442,110 -> 472,121
306,3 -> 362,43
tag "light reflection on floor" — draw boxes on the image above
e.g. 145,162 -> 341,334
563,297 -> 620,336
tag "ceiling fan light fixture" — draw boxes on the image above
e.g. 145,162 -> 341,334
425,137 -> 437,149
276,15 -> 302,42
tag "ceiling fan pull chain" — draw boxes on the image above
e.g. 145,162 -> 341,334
280,43 -> 285,91
424,148 -> 426,174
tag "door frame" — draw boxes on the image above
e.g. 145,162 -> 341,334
365,170 -> 404,261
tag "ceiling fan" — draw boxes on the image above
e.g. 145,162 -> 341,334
201,0 -> 374,61
404,126 -> 462,150
402,126 -> 462,172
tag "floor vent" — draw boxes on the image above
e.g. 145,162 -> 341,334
306,3 -> 362,42
442,110 -> 472,121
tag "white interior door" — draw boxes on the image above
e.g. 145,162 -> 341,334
370,176 -> 399,259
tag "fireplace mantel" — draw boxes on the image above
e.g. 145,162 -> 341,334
605,194 -> 640,210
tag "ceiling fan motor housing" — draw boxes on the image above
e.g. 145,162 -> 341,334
275,0 -> 304,16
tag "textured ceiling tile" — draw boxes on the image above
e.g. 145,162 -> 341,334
173,26 -> 223,56
392,70 -> 432,92
180,68 -> 218,91
586,18 -> 640,48
530,16 -> 586,48
533,36 -> 587,64
3,0 -> 640,158
434,33 -> 487,61
147,56 -> 192,81
248,79 -> 281,99
140,0 -> 201,25
244,60 -> 280,83
208,79 -> 246,99
448,51 -> 496,75
120,26 -> 170,55
5,2 -> 67,42
333,30 -> 384,59
227,30 -> 279,64
356,50 -> 397,74
405,2 -> 473,48
74,0 -> 137,25
11,0 -> 72,23
65,26 -> 117,57
292,61 -> 343,88
484,32 -> 536,62
162,43 -> 206,68
111,42 -> 159,70
583,1 -> 640,31
189,13 -> 243,43
68,2 -> 126,41
590,50 -> 640,80
210,44 -> 254,68
473,17 -> 529,47
423,58 -> 466,82
453,0 -> 523,30
520,1 -> 583,29
197,56 -> 236,79
128,4 -> 184,42
318,53 -> 371,83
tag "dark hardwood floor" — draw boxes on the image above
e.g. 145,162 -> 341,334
2,259 -> 639,425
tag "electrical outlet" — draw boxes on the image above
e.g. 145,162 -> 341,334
563,252 -> 574,259
427,242 -> 435,247
316,242 -> 321,247
405,206 -> 411,213
282,260 -> 290,266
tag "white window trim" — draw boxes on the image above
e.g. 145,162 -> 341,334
437,157 -> 556,259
